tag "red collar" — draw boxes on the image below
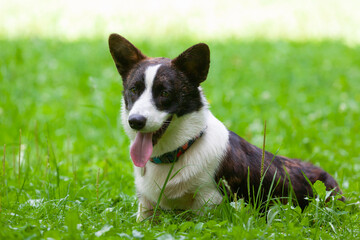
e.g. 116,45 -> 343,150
150,129 -> 205,164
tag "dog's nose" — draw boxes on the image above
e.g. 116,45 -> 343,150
128,114 -> 147,130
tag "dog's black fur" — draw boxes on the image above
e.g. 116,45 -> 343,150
216,131 -> 344,209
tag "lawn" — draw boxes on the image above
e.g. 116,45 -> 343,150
0,38 -> 359,239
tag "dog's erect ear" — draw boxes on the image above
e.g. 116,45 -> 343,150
108,34 -> 146,80
172,43 -> 210,86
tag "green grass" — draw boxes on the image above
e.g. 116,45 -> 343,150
0,38 -> 359,239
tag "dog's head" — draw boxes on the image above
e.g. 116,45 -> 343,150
108,34 -> 210,167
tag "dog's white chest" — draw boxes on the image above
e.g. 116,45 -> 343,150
135,161 -> 222,210
135,162 -> 191,207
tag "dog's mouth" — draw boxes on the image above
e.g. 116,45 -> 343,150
152,116 -> 173,145
130,116 -> 173,168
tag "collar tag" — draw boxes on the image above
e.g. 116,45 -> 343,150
141,167 -> 146,177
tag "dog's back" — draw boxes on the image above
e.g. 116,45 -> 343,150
216,131 -> 344,209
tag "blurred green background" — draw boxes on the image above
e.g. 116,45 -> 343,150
0,0 -> 359,239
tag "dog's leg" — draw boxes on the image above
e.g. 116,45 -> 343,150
136,196 -> 154,222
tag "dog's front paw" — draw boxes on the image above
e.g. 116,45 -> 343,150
136,201 -> 153,222
136,211 -> 153,222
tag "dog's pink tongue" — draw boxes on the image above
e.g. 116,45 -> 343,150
130,132 -> 153,168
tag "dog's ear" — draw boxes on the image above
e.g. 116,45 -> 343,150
108,34 -> 146,80
172,43 -> 210,86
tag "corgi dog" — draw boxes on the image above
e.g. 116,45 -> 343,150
108,34 -> 343,221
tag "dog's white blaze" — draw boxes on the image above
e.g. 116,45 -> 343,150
144,64 -> 160,90
128,64 -> 169,133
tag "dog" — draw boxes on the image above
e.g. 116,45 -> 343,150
108,34 -> 344,221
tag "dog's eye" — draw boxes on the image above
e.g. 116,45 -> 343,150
160,90 -> 169,97
130,87 -> 137,94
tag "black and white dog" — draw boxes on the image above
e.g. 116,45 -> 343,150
108,34 -> 343,221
